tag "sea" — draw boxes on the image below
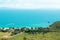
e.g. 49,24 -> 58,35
0,8 -> 60,28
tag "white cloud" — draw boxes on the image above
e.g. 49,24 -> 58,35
0,0 -> 60,9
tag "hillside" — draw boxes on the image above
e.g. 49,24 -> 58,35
8,32 -> 60,40
49,21 -> 60,31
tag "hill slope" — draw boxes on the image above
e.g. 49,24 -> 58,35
49,21 -> 60,31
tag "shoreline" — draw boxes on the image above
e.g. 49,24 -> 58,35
0,26 -> 49,29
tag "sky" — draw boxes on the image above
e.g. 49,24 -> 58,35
0,0 -> 60,9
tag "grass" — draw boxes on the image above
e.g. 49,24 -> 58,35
0,32 -> 11,40
8,32 -> 60,40
0,32 -> 5,40
0,32 -> 60,40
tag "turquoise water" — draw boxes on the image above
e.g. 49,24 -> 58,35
0,9 -> 60,28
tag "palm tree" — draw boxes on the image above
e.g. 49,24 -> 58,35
37,27 -> 42,33
34,27 -> 38,34
30,27 -> 34,34
21,27 -> 26,32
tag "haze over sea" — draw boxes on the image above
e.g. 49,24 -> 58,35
0,8 -> 60,28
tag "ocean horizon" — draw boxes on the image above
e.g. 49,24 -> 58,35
0,9 -> 60,28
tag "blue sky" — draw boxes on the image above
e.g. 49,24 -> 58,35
0,0 -> 60,9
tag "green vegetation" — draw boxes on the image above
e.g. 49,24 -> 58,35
49,21 -> 60,31
8,32 -> 60,40
0,21 -> 60,40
